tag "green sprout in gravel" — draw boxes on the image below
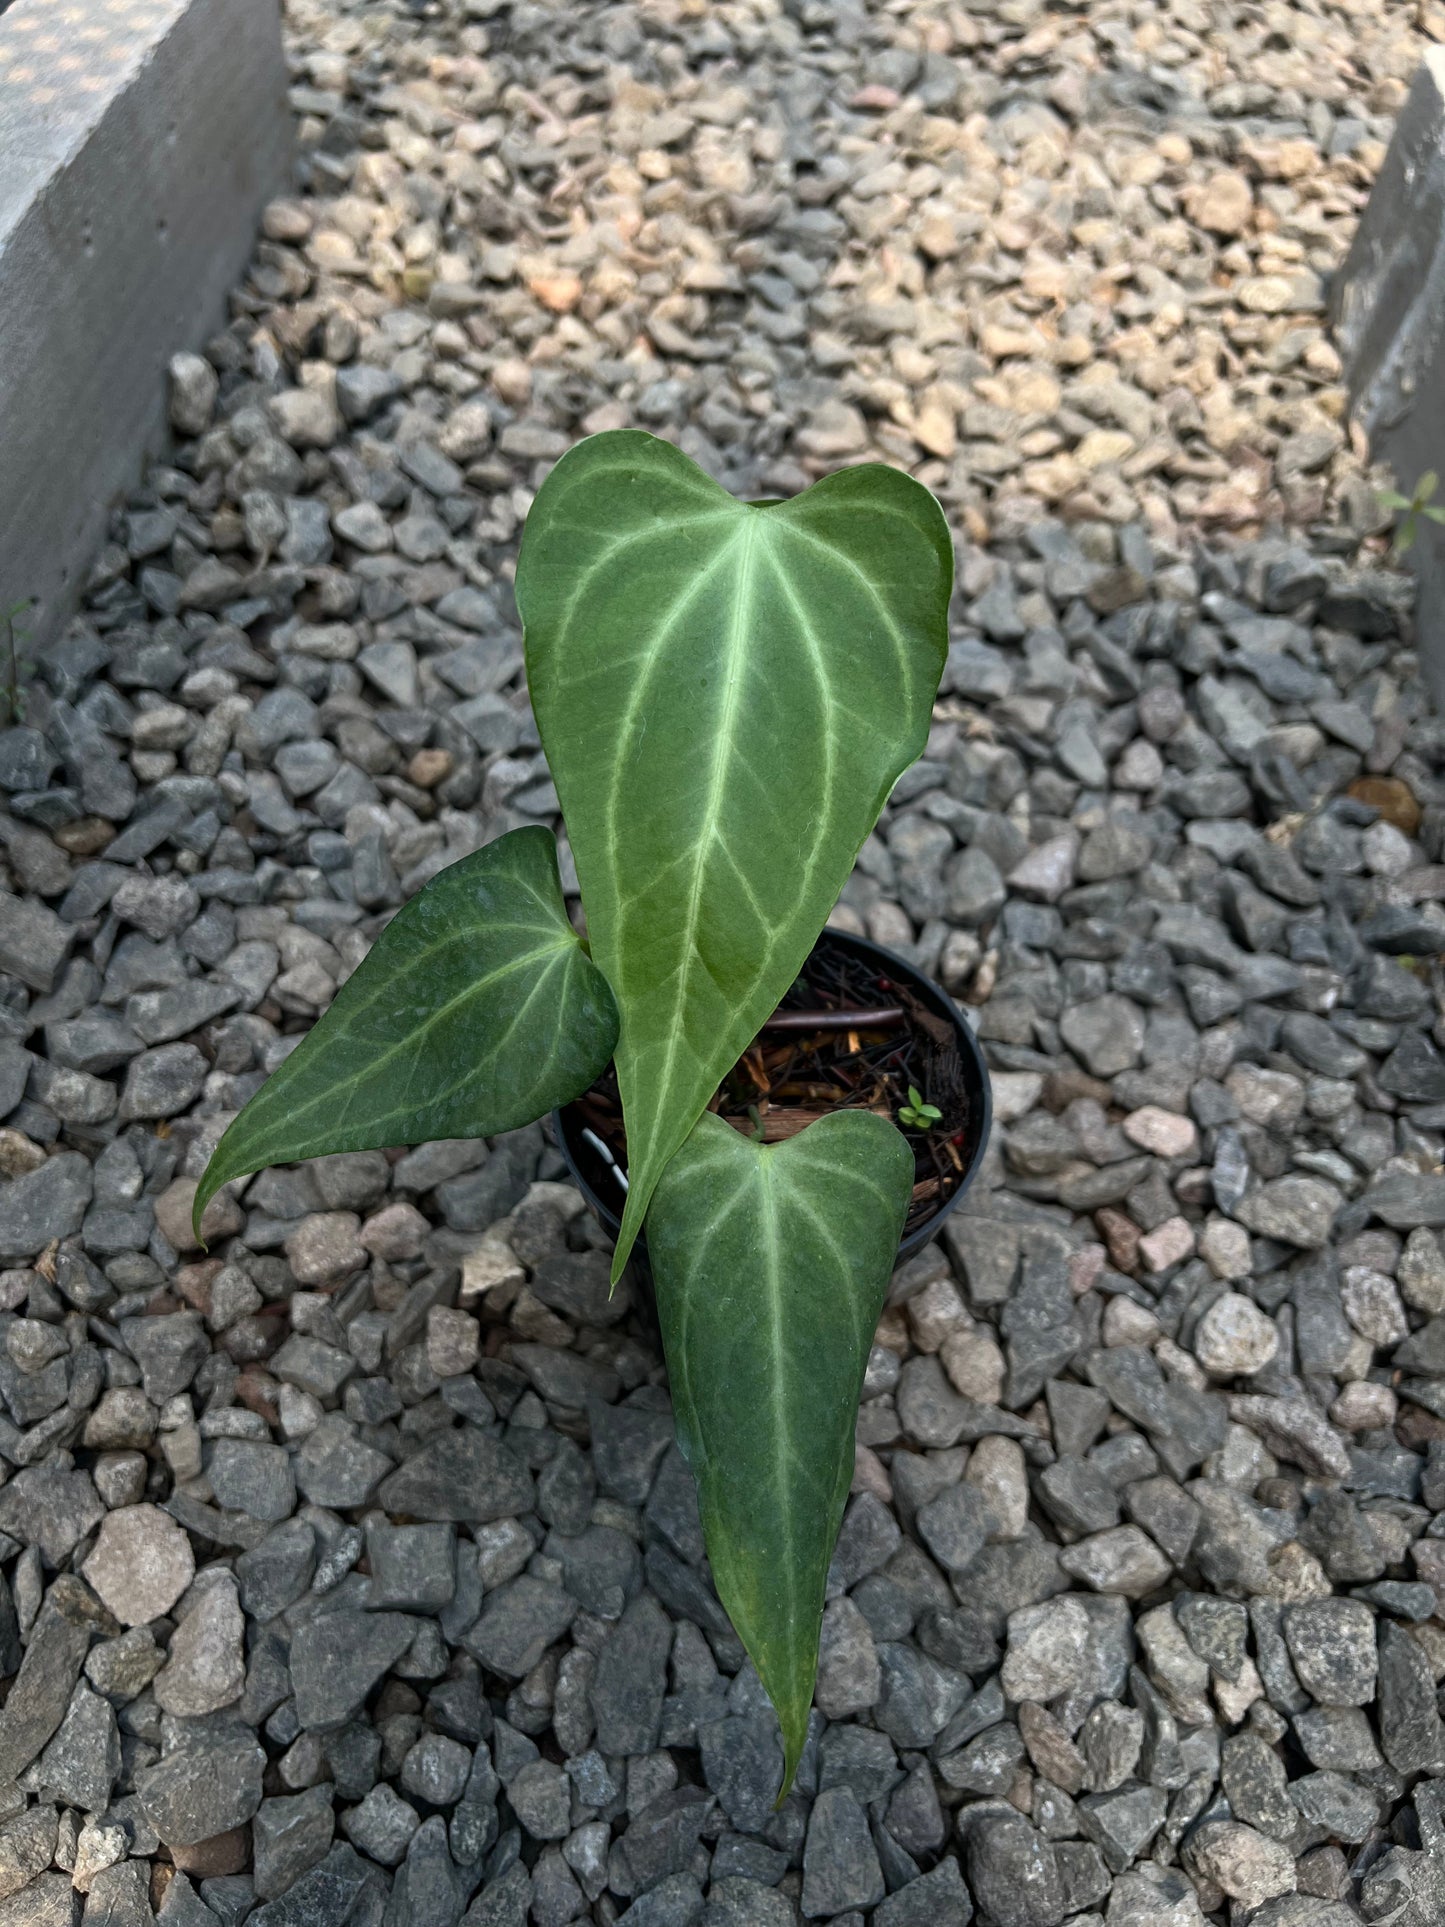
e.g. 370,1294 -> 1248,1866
897,1084 -> 942,1130
196,429 -> 954,1792
1379,468 -> 1445,556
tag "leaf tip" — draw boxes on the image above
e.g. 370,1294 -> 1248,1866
773,1699 -> 812,1808
191,1163 -> 222,1250
610,1183 -> 649,1285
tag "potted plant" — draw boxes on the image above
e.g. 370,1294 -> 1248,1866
195,430 -> 991,1790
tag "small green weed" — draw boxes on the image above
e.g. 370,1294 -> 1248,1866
1378,470 -> 1445,556
898,1084 -> 942,1130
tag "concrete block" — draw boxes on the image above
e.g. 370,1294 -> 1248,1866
0,0 -> 290,650
1332,49 -> 1445,707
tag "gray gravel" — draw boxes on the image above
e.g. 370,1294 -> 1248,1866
1,0 -> 1444,1922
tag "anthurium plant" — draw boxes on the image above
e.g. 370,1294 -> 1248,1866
196,430 -> 954,1787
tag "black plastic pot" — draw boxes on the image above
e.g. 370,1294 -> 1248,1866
552,926 -> 993,1264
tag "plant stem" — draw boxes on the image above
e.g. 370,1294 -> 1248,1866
1,606 -> 16,728
761,1007 -> 904,1031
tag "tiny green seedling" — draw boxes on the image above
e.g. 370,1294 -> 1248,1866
1378,469 -> 1445,556
195,431 -> 955,1790
898,1084 -> 942,1129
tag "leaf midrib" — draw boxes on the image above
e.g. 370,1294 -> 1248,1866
641,514 -> 762,1181
759,1149 -> 800,1658
600,529 -> 740,975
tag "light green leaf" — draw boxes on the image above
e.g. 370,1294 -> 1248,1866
646,1109 -> 914,1790
517,430 -> 951,1278
194,826 -> 618,1234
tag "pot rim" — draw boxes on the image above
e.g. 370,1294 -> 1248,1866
551,925 -> 993,1262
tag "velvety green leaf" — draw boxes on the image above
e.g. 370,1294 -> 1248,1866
646,1109 -> 914,1789
517,430 -> 951,1278
194,826 -> 617,1234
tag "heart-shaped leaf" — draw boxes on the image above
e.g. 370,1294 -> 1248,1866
194,826 -> 618,1234
645,1108 -> 914,1789
517,431 -> 951,1277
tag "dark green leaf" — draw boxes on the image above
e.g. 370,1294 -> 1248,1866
517,430 -> 951,1277
646,1108 -> 914,1790
194,827 -> 617,1234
